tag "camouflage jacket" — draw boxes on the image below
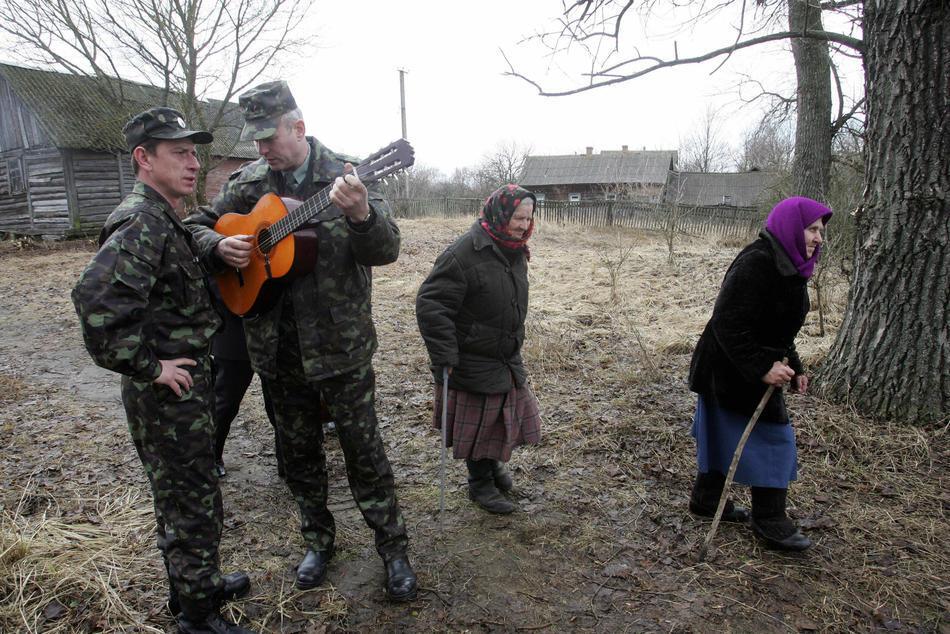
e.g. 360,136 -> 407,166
184,137 -> 400,381
72,182 -> 221,381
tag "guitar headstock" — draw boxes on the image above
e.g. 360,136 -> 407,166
356,139 -> 415,184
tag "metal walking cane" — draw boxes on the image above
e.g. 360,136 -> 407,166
697,358 -> 788,562
439,366 -> 449,529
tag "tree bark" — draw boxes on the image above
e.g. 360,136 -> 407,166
820,0 -> 949,424
789,0 -> 833,201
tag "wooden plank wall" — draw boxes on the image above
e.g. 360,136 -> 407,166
0,152 -> 31,232
0,75 -> 49,153
71,150 -> 126,231
24,148 -> 68,234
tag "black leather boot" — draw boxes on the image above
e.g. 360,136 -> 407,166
167,572 -> 251,617
384,555 -> 418,602
689,471 -> 749,523
177,612 -> 254,634
466,459 -> 515,514
296,548 -> 333,589
750,487 -> 812,551
491,460 -> 514,493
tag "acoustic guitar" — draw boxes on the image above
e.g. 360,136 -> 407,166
213,139 -> 414,316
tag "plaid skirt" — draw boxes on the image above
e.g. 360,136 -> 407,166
432,384 -> 541,462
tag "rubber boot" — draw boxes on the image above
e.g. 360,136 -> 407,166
689,471 -> 749,523
466,459 -> 515,514
750,487 -> 812,551
491,460 -> 514,493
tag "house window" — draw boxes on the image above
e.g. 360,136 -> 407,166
569,193 -> 581,202
605,193 -> 617,201
6,158 -> 25,195
722,195 -> 733,206
534,193 -> 545,204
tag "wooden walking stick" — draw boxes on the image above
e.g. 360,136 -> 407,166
439,366 -> 449,528
697,358 -> 788,561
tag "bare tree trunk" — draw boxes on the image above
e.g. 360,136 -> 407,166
789,0 -> 832,201
820,0 -> 949,425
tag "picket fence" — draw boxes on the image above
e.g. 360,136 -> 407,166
390,198 -> 765,239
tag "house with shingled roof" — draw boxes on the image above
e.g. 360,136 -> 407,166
519,146 -> 678,203
0,62 -> 257,236
664,169 -> 779,210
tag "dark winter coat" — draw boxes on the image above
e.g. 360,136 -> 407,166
688,231 -> 808,422
416,222 -> 529,394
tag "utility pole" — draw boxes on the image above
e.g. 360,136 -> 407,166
398,68 -> 409,199
398,68 -> 408,140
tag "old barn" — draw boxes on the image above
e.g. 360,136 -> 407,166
0,63 -> 256,237
664,169 -> 779,210
520,146 -> 678,203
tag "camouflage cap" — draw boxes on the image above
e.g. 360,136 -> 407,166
122,107 -> 213,151
239,80 -> 298,141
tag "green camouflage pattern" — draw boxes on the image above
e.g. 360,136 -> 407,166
123,106 -> 213,151
184,136 -> 408,560
263,312 -> 408,559
74,181 -> 221,380
185,136 -> 400,383
72,181 -> 225,617
123,358 -> 224,612
238,80 -> 298,141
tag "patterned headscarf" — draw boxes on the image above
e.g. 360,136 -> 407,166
479,184 -> 537,257
765,196 -> 833,278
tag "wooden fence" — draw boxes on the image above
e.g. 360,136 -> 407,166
390,198 -> 765,239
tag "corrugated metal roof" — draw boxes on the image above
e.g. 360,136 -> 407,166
665,170 -> 778,208
0,63 -> 257,158
520,149 -> 677,187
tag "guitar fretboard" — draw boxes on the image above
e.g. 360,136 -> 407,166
258,164 -> 391,253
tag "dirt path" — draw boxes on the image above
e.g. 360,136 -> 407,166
0,220 -> 946,633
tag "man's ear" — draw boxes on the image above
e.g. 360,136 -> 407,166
133,146 -> 152,173
294,118 -> 306,140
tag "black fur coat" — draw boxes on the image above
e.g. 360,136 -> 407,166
688,231 -> 808,422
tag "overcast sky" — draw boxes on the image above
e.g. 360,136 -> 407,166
283,0 -> 863,175
0,0 -> 863,176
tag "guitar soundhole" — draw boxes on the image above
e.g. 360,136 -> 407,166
257,227 -> 273,254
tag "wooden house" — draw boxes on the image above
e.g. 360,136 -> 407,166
520,146 -> 678,203
0,63 -> 256,237
664,169 -> 779,211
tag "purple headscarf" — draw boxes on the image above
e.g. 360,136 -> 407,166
765,196 -> 833,278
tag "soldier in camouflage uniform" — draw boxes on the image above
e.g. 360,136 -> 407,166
72,108 -> 253,634
184,81 -> 417,601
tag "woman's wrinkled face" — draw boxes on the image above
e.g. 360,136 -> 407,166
507,198 -> 534,240
804,218 -> 825,258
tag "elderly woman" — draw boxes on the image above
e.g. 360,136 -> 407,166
688,196 -> 832,551
416,184 -> 542,514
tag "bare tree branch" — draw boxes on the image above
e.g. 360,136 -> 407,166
505,28 -> 863,97
820,0 -> 861,9
0,0 -> 314,203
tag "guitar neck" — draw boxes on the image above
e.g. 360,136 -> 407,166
260,139 -> 413,246
267,183 -> 336,244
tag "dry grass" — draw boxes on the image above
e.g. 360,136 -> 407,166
0,217 -> 946,632
0,485 -> 161,633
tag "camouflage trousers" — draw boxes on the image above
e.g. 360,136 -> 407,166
121,355 -> 224,617
263,341 -> 409,561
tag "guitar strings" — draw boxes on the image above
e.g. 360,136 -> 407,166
256,164 -> 376,252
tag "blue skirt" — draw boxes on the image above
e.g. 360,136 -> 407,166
691,395 -> 797,488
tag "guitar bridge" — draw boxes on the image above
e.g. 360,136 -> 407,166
263,253 -> 273,279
